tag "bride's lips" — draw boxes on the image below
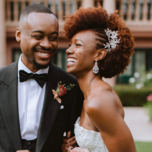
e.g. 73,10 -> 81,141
67,58 -> 77,67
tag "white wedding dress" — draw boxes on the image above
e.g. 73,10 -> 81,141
74,117 -> 109,152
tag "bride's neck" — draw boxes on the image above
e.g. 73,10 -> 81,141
77,72 -> 101,99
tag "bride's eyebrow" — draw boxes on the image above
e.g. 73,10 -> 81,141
75,39 -> 84,44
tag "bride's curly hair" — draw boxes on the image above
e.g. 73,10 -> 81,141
64,5 -> 134,78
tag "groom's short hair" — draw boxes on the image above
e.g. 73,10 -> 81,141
19,4 -> 54,21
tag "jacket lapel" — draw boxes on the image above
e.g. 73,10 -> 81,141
36,63 -> 61,152
0,61 -> 22,150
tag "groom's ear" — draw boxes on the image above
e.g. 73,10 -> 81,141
95,49 -> 107,61
15,27 -> 21,42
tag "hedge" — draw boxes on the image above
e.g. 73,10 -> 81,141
113,85 -> 152,107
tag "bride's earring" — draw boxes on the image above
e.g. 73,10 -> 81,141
93,60 -> 99,74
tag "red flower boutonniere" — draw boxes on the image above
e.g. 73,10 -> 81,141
52,81 -> 75,104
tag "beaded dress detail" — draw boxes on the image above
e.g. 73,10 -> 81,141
74,117 -> 109,152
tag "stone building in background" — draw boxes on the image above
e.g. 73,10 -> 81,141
0,0 -> 152,86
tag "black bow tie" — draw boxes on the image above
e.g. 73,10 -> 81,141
19,70 -> 48,88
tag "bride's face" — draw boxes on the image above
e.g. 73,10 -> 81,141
66,30 -> 97,76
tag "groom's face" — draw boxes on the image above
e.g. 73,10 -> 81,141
16,12 -> 59,72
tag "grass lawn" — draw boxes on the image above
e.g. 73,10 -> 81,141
135,142 -> 152,152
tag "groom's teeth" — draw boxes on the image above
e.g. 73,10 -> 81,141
37,52 -> 50,56
67,58 -> 76,63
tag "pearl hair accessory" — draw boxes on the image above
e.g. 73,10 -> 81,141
103,28 -> 120,52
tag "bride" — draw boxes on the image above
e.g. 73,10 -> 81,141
63,4 -> 137,152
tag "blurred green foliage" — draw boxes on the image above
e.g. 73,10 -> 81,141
135,142 -> 152,152
113,85 -> 152,107
129,67 -> 152,89
144,102 -> 152,121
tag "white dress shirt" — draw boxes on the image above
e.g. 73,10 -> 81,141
18,55 -> 49,140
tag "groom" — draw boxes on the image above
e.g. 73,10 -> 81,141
0,4 -> 83,152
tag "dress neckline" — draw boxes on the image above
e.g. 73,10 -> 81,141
76,117 -> 101,134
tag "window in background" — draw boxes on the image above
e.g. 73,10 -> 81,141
52,48 -> 67,70
135,50 -> 145,72
117,55 -> 134,84
117,49 -> 152,84
12,48 -> 21,62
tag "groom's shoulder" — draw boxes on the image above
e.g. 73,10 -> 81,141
0,61 -> 18,79
51,63 -> 77,83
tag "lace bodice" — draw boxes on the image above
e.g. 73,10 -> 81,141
74,117 -> 109,152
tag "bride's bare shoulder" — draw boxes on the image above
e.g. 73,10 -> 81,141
85,81 -> 123,118
87,80 -> 113,103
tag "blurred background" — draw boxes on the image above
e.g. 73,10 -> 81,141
0,0 -> 152,151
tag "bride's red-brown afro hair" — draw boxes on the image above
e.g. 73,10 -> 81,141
64,5 -> 134,78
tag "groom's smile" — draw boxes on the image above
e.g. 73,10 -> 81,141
33,47 -> 53,59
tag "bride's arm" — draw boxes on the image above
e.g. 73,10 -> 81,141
86,90 -> 137,152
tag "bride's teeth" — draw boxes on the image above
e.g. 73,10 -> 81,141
67,58 -> 76,63
37,52 -> 50,56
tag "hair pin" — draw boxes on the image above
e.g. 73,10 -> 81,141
103,28 -> 120,52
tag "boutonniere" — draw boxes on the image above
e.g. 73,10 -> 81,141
52,81 -> 75,104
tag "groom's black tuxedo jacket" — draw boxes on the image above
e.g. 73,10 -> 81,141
0,61 -> 83,152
